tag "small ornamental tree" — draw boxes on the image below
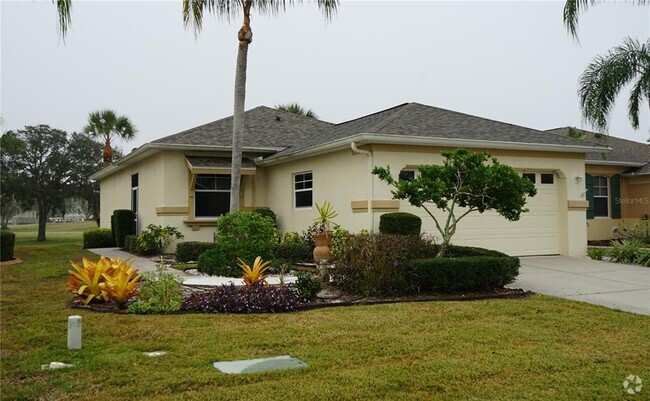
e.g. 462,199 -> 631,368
372,148 -> 537,258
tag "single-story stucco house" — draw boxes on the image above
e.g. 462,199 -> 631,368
546,128 -> 649,241
92,102 -> 647,257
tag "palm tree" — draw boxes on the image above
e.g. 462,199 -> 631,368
578,38 -> 650,132
182,0 -> 338,211
563,0 -> 649,133
275,103 -> 319,119
563,1 -> 648,40
83,110 -> 137,166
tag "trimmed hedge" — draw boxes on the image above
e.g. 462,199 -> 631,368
197,248 -> 240,277
275,241 -> 312,264
1,230 -> 16,262
408,255 -> 520,292
379,212 -> 422,236
123,235 -> 142,255
176,241 -> 218,263
112,209 -> 136,248
83,228 -> 114,249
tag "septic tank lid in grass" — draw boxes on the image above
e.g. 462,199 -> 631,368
213,355 -> 308,374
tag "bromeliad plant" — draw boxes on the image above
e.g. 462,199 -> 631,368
238,256 -> 271,287
68,256 -> 140,307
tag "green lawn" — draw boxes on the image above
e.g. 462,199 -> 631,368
1,236 -> 649,400
8,221 -> 97,240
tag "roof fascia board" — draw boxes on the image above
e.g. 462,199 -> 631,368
91,143 -> 283,180
586,160 -> 646,167
259,133 -> 611,166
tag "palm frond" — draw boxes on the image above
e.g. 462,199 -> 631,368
183,0 -> 338,34
578,37 -> 650,132
275,102 -> 319,119
54,0 -> 72,40
563,0 -> 648,40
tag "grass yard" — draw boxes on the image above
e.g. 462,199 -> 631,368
1,233 -> 649,400
7,221 -> 97,240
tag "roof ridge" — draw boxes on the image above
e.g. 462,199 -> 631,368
333,102 -> 410,127
368,102 -> 418,133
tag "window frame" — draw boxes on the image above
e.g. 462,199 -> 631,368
194,174 -> 231,218
293,171 -> 313,209
399,169 -> 416,182
592,175 -> 609,218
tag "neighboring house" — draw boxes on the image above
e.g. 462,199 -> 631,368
91,103 -> 612,257
546,128 -> 649,241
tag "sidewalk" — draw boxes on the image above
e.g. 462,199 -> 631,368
87,248 -> 296,286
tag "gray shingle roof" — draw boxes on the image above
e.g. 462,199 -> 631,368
154,106 -> 334,149
626,163 -> 650,176
151,103 -> 610,162
545,127 -> 649,165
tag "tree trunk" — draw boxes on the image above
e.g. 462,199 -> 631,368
229,2 -> 253,212
102,140 -> 113,167
37,204 -> 49,241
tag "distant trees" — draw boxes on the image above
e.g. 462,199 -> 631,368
275,103 -> 319,119
1,126 -> 104,240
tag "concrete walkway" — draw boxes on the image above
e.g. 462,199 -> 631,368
513,256 -> 650,316
87,248 -> 296,286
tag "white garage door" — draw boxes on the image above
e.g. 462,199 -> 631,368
401,172 -> 560,256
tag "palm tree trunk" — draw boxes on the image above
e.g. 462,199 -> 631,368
102,139 -> 113,167
230,2 -> 253,212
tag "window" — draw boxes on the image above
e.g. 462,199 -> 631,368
399,169 -> 415,181
522,173 -> 536,184
541,173 -> 554,184
294,172 -> 313,208
195,174 -> 231,217
131,174 -> 139,231
593,176 -> 608,217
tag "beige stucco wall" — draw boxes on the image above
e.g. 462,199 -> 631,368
264,148 -> 370,233
585,165 -> 650,240
262,145 -> 588,257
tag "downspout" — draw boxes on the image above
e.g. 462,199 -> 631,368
351,142 -> 374,232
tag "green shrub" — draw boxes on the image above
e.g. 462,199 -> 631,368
330,226 -> 351,260
408,256 -> 520,292
613,218 -> 650,244
608,239 -> 644,264
123,235 -> 142,254
112,209 -> 135,248
635,249 -> 650,267
253,208 -> 277,226
137,224 -> 184,256
332,233 -> 437,296
198,211 -> 276,277
275,232 -> 312,264
379,212 -> 422,236
291,272 -> 323,300
1,230 -> 16,262
127,265 -> 183,314
82,228 -> 114,249
176,241 -> 218,263
587,247 -> 607,261
197,248 -> 237,276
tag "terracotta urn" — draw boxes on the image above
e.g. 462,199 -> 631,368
313,232 -> 332,263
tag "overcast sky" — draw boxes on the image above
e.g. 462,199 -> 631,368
1,0 -> 648,151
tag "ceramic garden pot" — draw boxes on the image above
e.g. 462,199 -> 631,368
313,232 -> 332,263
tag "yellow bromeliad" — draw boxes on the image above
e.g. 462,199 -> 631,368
238,256 -> 271,287
68,256 -> 140,305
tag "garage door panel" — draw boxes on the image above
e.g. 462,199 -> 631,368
398,178 -> 560,256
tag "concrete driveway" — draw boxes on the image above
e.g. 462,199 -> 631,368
512,256 -> 650,316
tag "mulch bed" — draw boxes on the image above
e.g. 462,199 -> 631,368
70,285 -> 530,314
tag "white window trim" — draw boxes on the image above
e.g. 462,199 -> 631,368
593,176 -> 609,219
294,171 -> 313,209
